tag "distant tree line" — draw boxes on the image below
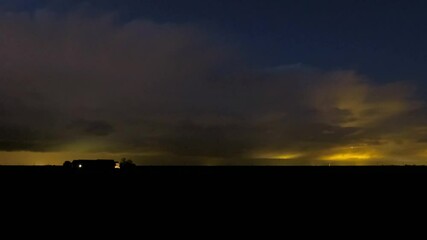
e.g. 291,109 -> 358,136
62,158 -> 136,170
120,158 -> 136,170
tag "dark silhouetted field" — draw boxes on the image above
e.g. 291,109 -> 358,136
2,165 -> 427,187
2,166 -> 425,209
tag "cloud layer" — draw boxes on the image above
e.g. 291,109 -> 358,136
0,8 -> 426,165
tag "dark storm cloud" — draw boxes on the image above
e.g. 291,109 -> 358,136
0,8 -> 238,153
0,125 -> 40,151
1,7 -> 427,164
66,120 -> 114,137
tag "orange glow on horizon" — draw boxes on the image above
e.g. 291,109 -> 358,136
322,146 -> 380,162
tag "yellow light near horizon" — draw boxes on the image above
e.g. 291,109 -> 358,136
323,153 -> 373,161
0,151 -> 131,166
415,148 -> 427,158
256,153 -> 303,160
320,145 -> 381,162
272,153 -> 303,160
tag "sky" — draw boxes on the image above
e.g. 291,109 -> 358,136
0,0 -> 427,165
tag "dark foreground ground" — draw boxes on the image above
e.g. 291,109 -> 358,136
2,165 -> 427,187
3,165 -> 427,177
2,166 -> 426,212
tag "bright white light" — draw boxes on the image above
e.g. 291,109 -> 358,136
79,164 -> 83,168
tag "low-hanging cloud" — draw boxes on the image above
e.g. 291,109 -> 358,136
0,8 -> 426,165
